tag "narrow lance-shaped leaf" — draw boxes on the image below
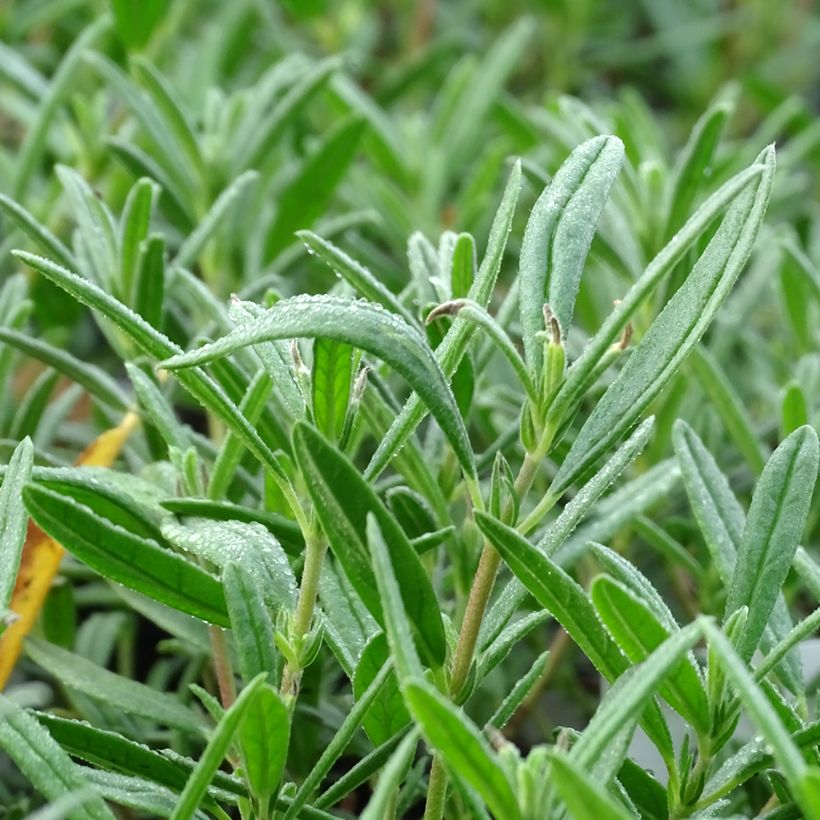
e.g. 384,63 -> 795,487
13,251 -> 289,484
26,638 -> 204,734
701,620 -> 820,820
475,512 -> 674,761
663,100 -> 732,237
548,752 -> 633,820
402,680 -> 521,820
366,161 -> 521,480
551,146 -> 775,495
312,338 -> 355,441
725,425 -> 819,662
237,683 -> 290,811
549,161 -> 766,428
673,419 -> 804,693
170,674 -> 267,820
163,294 -> 474,477
0,437 -> 34,616
23,483 -> 230,627
0,695 -> 116,820
294,424 -> 445,666
519,134 -> 624,369
591,575 -> 709,734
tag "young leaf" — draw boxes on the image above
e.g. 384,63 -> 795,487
0,437 -> 34,614
725,425 -> 819,662
118,178 -> 157,302
312,338 -> 355,441
403,679 -> 521,820
551,146 -> 774,495
486,650 -> 549,731
519,134 -> 624,368
162,294 -> 474,477
0,695 -> 116,820
23,483 -> 230,627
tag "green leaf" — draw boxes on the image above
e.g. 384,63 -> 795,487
0,330 -> 128,412
297,231 -> 415,326
725,425 -> 819,662
354,633 -> 411,746
110,0 -> 166,48
312,337 -> 355,440
26,638 -> 203,733
519,134 -> 624,368
13,251 -> 288,484
126,362 -> 191,454
359,730 -> 420,820
118,178 -> 157,303
664,101 -> 731,237
162,294 -> 474,477
450,233 -> 475,299
23,482 -> 229,627
172,171 -> 258,270
35,713 -> 243,802
264,116 -> 366,261
549,161 -> 765,431
292,426 -> 443,670
591,575 -> 709,733
223,561 -> 279,686
132,234 -> 165,328
0,695 -> 115,820
365,161 -> 521,480
486,650 -> 549,731
0,193 -> 76,270
533,415 -> 655,546
551,146 -> 775,495
364,514 -> 424,681
782,382 -> 809,436
570,621 -> 702,777
237,57 -> 341,174
689,345 -> 767,474
403,679 -> 520,820
159,497 -> 303,556
700,620 -> 820,819
237,684 -> 290,809
548,752 -> 633,820
475,512 -> 673,760
170,674 -> 267,820
282,660 -> 393,820
162,519 -> 296,612
0,437 -> 33,613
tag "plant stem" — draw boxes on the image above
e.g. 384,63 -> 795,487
423,755 -> 448,820
281,524 -> 327,698
209,626 -> 236,708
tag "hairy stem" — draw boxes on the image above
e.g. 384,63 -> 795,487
423,755 -> 448,820
281,524 -> 327,698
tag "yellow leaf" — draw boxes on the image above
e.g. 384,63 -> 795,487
0,411 -> 139,690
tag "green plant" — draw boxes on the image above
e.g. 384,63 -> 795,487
2,3 -> 820,819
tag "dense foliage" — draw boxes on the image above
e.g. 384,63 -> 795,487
2,2 -> 820,818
